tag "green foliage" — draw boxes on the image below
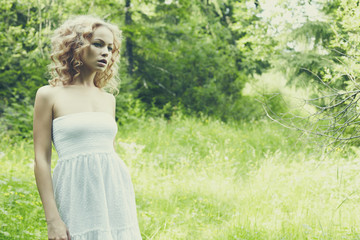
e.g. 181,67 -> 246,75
0,137 -> 45,239
0,0 -> 52,101
257,0 -> 360,144
125,0 -> 272,121
271,0 -> 360,91
325,0 -> 360,89
0,96 -> 34,141
115,91 -> 147,124
265,1 -> 339,90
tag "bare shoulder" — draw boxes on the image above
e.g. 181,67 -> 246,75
34,85 -> 64,114
101,90 -> 116,104
35,85 -> 60,101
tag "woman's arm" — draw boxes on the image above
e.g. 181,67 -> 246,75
33,86 -> 70,239
111,94 -> 117,148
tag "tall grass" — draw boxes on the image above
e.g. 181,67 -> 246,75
1,116 -> 359,239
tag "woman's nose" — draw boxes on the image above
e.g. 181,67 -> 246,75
101,51 -> 109,57
101,47 -> 110,57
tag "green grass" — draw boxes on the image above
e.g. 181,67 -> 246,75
1,116 -> 360,239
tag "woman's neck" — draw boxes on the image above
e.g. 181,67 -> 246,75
72,68 -> 97,87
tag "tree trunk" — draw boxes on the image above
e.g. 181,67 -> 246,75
125,0 -> 133,76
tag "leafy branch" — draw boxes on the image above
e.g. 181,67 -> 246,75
263,67 -> 360,149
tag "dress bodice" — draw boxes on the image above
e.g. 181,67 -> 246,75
52,112 -> 117,159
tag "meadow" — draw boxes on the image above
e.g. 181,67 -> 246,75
1,115 -> 360,239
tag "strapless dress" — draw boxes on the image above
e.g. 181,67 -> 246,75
51,112 -> 142,239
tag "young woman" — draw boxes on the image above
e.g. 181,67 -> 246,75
33,16 -> 142,240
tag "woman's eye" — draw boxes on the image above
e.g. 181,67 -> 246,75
93,43 -> 102,47
108,47 -> 113,51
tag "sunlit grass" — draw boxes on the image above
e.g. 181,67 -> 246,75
1,116 -> 360,239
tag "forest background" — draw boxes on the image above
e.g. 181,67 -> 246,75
2,0 -> 360,239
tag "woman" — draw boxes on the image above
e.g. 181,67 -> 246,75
33,16 -> 142,240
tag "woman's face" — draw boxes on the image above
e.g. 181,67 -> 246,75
82,26 -> 114,73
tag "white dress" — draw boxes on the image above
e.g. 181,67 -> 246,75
51,112 -> 142,240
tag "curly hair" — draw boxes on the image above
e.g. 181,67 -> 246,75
48,15 -> 122,94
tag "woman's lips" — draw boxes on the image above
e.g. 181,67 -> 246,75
97,60 -> 107,67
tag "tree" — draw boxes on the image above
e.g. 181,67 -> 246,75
263,0 -> 360,147
121,0 -> 276,120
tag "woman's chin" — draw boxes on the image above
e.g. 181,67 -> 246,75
94,66 -> 107,72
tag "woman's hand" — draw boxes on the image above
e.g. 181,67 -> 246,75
47,218 -> 71,240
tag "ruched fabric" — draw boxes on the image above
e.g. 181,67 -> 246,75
52,112 -> 142,240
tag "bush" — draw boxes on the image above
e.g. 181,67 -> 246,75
0,96 -> 34,141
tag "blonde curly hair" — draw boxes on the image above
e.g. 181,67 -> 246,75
48,15 -> 122,94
